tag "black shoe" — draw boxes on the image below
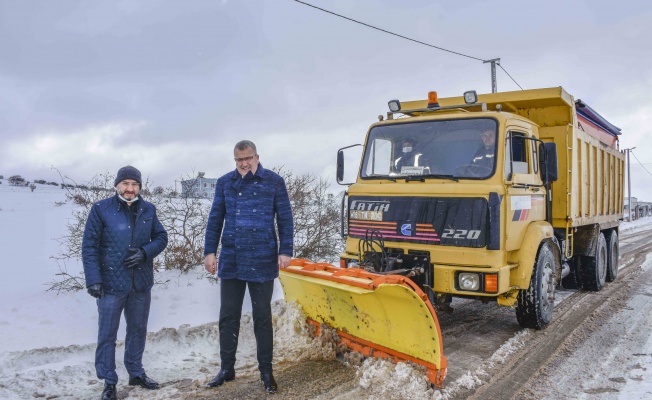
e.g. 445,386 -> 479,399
207,368 -> 235,387
128,373 -> 159,390
261,372 -> 278,393
101,383 -> 116,400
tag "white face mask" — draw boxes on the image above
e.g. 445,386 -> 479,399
402,146 -> 413,153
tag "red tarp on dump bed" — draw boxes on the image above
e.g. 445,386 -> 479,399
575,100 -> 621,148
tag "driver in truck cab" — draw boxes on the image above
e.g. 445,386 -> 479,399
395,138 -> 422,171
471,128 -> 496,169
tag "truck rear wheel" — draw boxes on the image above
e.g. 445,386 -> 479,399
516,242 -> 556,329
581,232 -> 607,291
606,230 -> 619,282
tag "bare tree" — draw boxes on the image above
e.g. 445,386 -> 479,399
276,168 -> 343,263
151,174 -> 212,272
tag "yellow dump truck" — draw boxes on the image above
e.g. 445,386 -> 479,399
280,87 -> 625,386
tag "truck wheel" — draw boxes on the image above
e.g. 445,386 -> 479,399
580,232 -> 607,291
516,242 -> 556,329
606,230 -> 619,282
561,257 -> 582,289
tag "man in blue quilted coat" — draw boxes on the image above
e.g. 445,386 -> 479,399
82,165 -> 168,400
204,140 -> 293,394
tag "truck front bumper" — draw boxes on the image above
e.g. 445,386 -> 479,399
432,264 -> 514,296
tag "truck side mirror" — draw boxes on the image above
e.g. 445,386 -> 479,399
336,144 -> 363,185
337,150 -> 345,184
539,142 -> 558,183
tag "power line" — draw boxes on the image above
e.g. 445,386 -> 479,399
499,63 -> 523,90
631,150 -> 652,176
293,0 -> 483,61
293,0 -> 524,90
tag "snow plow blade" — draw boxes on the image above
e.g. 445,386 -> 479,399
279,259 -> 447,387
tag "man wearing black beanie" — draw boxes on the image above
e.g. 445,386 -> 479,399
82,165 -> 168,400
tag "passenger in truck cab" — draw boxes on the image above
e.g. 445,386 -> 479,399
471,128 -> 496,169
395,138 -> 422,171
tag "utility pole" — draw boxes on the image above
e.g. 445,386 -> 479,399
484,58 -> 500,93
624,147 -> 636,221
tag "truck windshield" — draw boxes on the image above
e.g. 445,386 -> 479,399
360,118 -> 498,180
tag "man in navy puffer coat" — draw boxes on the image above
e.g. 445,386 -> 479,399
204,140 -> 293,393
82,166 -> 168,400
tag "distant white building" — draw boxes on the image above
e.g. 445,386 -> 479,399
180,172 -> 217,198
624,197 -> 637,220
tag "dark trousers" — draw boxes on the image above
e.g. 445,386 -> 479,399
95,290 -> 151,384
219,279 -> 275,373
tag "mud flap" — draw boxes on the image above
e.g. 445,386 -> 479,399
279,259 -> 447,387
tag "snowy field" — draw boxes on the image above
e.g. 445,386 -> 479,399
1,181 -> 651,399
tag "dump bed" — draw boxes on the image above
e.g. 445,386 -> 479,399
473,87 -> 625,230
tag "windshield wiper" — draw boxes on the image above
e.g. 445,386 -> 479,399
429,174 -> 458,181
404,176 -> 425,182
405,174 -> 458,182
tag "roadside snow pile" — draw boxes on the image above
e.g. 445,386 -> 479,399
0,301 -> 335,399
273,301 -> 338,363
620,215 -> 652,235
357,358 -> 435,400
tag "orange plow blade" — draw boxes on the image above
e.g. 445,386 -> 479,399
279,258 -> 447,387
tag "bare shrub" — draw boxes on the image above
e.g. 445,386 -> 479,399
8,175 -> 26,186
149,175 -> 212,273
275,168 -> 343,263
72,194 -> 92,206
45,261 -> 86,294
51,169 -> 115,263
48,167 -> 342,293
49,169 -> 213,291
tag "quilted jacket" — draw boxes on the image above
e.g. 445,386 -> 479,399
82,194 -> 168,294
204,164 -> 293,282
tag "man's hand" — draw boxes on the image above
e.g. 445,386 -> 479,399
205,253 -> 217,275
278,254 -> 291,269
87,283 -> 103,299
124,248 -> 146,269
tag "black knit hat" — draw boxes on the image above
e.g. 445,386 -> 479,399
114,166 -> 142,187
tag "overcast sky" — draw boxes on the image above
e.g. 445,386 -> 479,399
1,0 -> 651,199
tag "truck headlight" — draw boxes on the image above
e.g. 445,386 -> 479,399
459,273 -> 480,291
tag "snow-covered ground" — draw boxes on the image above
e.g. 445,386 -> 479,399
1,181 -> 651,399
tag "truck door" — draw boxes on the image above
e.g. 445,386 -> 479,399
504,129 -> 546,251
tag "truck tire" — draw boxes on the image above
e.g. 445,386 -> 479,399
516,242 -> 556,329
606,230 -> 619,282
581,232 -> 607,291
561,257 -> 582,289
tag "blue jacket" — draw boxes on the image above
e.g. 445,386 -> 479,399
82,194 -> 168,294
204,164 -> 293,282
